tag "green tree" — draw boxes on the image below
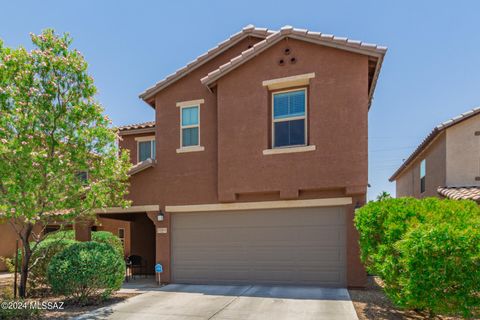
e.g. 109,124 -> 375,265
376,191 -> 392,201
0,30 -> 131,298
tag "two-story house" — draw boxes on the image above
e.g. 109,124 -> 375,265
1,25 -> 386,287
390,107 -> 480,202
88,25 -> 387,288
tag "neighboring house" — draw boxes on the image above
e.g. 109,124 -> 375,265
389,107 -> 480,203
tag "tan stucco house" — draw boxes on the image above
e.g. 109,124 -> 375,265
1,25 -> 387,288
390,107 -> 480,202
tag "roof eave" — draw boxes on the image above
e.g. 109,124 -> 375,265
139,27 -> 273,102
388,128 -> 441,182
201,31 -> 387,109
390,106 -> 480,182
118,127 -> 156,136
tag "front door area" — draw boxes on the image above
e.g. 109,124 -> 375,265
99,212 -> 156,275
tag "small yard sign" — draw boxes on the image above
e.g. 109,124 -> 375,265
155,263 -> 163,286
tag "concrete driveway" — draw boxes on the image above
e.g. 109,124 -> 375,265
76,284 -> 358,320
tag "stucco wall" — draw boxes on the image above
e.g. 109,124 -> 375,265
216,38 -> 369,201
119,132 -> 156,166
0,223 -> 19,271
446,115 -> 480,187
97,218 -> 131,257
125,37 -> 264,207
395,133 -> 446,198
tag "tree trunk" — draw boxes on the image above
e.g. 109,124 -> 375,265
18,224 -> 33,299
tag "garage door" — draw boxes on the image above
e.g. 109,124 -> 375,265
171,206 -> 346,287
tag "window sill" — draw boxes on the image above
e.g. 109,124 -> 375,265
263,145 -> 316,155
176,146 -> 205,153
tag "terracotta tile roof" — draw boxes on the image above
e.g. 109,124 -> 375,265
389,107 -> 480,181
128,158 -> 155,175
139,25 -> 275,103
117,121 -> 155,134
200,25 -> 387,107
437,186 -> 480,202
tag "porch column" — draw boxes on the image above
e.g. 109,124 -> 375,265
146,210 -> 171,283
345,193 -> 367,288
74,219 -> 93,242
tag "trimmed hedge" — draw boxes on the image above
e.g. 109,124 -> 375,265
355,197 -> 480,317
47,241 -> 125,304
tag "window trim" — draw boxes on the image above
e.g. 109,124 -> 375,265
263,72 -> 315,90
271,87 -> 308,149
178,104 -> 204,152
118,228 -> 125,249
135,136 -> 156,163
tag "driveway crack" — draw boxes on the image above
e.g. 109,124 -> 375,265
207,285 -> 253,320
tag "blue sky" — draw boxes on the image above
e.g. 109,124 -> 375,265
1,1 -> 479,200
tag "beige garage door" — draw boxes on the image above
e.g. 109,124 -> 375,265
171,206 -> 346,287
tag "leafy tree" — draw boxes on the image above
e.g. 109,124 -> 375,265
0,30 -> 131,298
376,191 -> 392,201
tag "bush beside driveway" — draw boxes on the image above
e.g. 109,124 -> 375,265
355,198 -> 480,318
349,276 -> 460,320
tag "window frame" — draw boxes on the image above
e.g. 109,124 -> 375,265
118,228 -> 125,249
179,104 -> 201,149
271,87 -> 308,149
420,159 -> 426,194
136,136 -> 156,163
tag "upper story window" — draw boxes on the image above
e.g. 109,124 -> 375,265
181,106 -> 200,147
136,136 -> 156,162
175,99 -> 205,154
272,89 -> 307,148
420,159 -> 426,193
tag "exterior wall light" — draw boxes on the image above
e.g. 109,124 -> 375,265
354,202 -> 362,213
157,210 -> 164,222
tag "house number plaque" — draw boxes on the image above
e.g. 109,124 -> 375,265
157,227 -> 168,234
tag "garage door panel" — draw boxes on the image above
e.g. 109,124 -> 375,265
172,207 -> 346,286
174,226 -> 344,244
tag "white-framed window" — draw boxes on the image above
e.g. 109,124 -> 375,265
135,136 -> 156,162
180,105 -> 200,148
272,88 -> 307,148
420,159 -> 426,193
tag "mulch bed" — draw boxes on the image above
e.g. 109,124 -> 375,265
349,276 -> 462,320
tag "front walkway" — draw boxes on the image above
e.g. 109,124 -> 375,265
119,275 -> 161,294
75,284 -> 358,320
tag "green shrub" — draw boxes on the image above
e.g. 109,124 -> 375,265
27,238 -> 77,290
91,231 -> 124,258
355,197 -> 480,317
0,301 -> 42,319
47,241 -> 125,304
47,229 -> 124,257
45,230 -> 75,241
